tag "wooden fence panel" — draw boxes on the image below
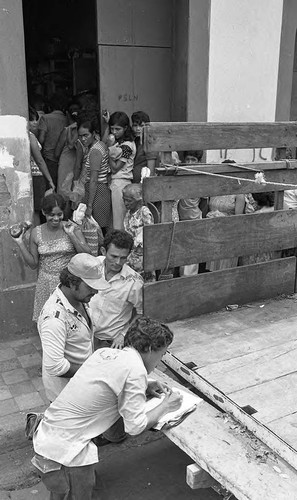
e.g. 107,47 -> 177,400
143,122 -> 297,152
143,257 -> 296,322
143,210 -> 297,271
143,167 -> 297,202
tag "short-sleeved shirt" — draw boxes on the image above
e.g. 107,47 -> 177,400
111,140 -> 136,180
178,199 -> 202,221
38,110 -> 67,161
33,347 -> 148,467
38,286 -> 94,401
90,256 -> 143,340
284,190 -> 297,209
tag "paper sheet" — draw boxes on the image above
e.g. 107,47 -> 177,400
145,387 -> 202,430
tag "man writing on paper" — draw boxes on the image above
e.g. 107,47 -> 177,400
32,317 -> 183,500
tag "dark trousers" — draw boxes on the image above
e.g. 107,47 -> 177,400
41,463 -> 100,500
44,158 -> 58,189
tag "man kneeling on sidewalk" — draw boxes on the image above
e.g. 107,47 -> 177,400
32,317 -> 183,500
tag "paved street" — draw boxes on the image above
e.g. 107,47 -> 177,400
0,330 -> 219,500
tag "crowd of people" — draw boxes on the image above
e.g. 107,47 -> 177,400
10,91 -> 294,499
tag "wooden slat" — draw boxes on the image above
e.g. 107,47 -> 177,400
229,372 -> 297,426
171,316 -> 297,372
143,210 -> 297,270
156,370 -> 297,500
143,167 -> 297,202
199,341 -> 297,394
156,160 -> 297,175
143,121 -> 297,152
162,353 -> 297,475
270,414 -> 297,450
143,257 -> 296,322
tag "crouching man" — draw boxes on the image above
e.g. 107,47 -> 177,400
32,317 -> 183,499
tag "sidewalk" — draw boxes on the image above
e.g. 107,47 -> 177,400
0,331 -> 219,499
0,331 -> 48,493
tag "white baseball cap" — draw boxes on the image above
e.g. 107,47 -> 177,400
67,254 -> 109,290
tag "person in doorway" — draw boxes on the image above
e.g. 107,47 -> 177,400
32,316 -> 183,500
28,106 -> 55,226
38,253 -> 108,401
105,111 -> 136,230
11,193 -> 91,322
90,229 -> 143,349
131,110 -> 157,183
38,93 -> 68,188
55,102 -> 82,219
77,113 -> 112,233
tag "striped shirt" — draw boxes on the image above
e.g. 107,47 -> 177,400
84,140 -> 109,184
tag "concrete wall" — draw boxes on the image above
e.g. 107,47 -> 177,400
0,0 -> 36,336
172,0 -> 210,122
207,0 -> 284,162
275,0 -> 297,121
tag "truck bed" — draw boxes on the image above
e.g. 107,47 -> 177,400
168,295 -> 297,449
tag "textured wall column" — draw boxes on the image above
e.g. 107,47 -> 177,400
0,0 -> 36,336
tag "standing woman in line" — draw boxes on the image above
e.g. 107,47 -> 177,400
11,193 -> 91,322
107,111 -> 136,230
28,106 -> 55,225
77,114 -> 112,234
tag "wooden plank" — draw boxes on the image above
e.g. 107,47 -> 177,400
143,121 -> 297,152
171,317 -> 297,372
143,257 -> 296,322
269,414 -> 297,450
161,353 -> 297,474
199,340 -> 297,394
274,191 -> 284,210
143,168 -> 297,202
229,372 -> 297,426
156,160 -> 297,175
156,370 -> 297,500
143,210 -> 297,270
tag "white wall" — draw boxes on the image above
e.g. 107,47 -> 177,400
207,0 -> 284,162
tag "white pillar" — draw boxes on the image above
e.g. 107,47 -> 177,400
207,0 -> 284,162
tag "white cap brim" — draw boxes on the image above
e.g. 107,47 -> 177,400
81,277 -> 109,291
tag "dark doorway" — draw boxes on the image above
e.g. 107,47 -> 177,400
22,0 -> 98,106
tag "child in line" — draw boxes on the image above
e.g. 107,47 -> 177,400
107,112 -> 136,230
131,110 -> 157,183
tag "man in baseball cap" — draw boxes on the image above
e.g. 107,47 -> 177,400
38,253 -> 108,401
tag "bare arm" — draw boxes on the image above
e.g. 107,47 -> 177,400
62,222 -> 91,254
30,134 -> 55,190
13,227 -> 39,269
109,157 -> 126,174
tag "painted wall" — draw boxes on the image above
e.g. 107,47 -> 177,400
187,0 -> 210,122
0,0 -> 28,116
0,117 -> 36,335
172,0 -> 210,123
0,0 -> 36,336
207,0 -> 284,162
275,0 -> 297,121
